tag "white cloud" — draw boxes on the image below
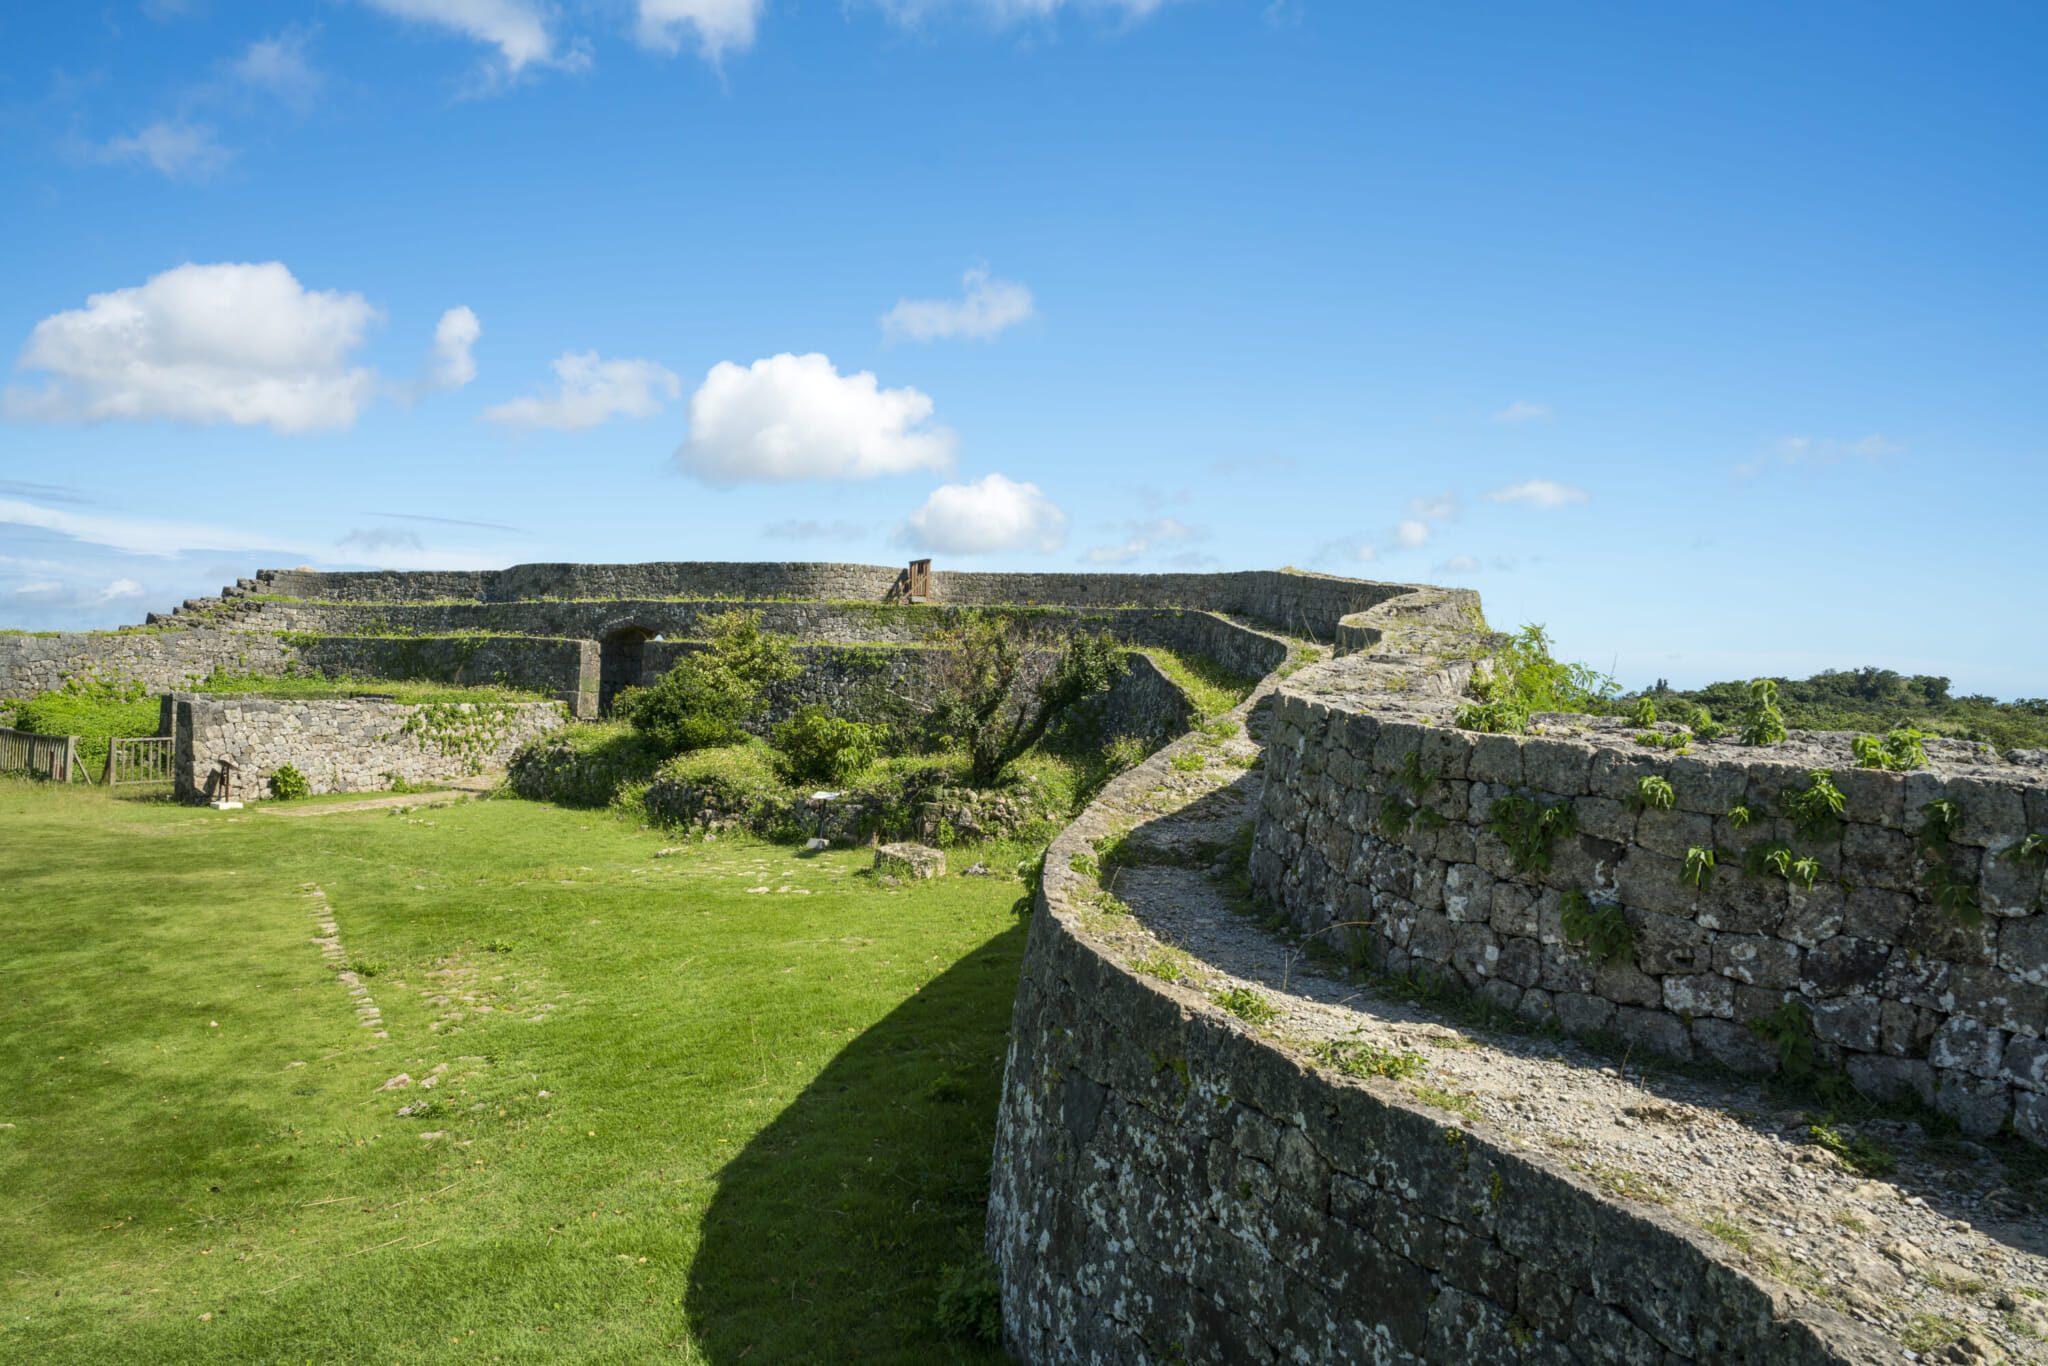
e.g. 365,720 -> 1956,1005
481,351 -> 680,432
881,268 -> 1036,342
1438,554 -> 1478,574
428,307 -> 481,390
878,0 -> 1174,23
8,577 -> 146,609
898,474 -> 1065,555
1485,479 -> 1589,509
1083,516 -> 1202,564
4,261 -> 381,433
1393,519 -> 1430,548
0,497 -> 294,558
359,0 -> 564,74
635,0 -> 762,60
677,352 -> 956,484
1491,399 -> 1551,423
338,527 -> 425,553
234,28 -> 324,110
1737,432 -> 1902,479
1406,491 -> 1457,521
94,120 -> 234,181
762,519 -> 867,541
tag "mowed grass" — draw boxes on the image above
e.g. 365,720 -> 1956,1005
0,781 -> 1026,1364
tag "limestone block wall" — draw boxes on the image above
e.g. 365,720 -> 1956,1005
0,628 -> 294,701
989,721 -> 1878,1366
291,636 -> 598,713
171,694 -> 566,800
1248,617 -> 2048,1146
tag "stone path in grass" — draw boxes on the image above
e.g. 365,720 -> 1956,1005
303,884 -> 388,1039
1069,686 -> 2048,1366
261,776 -> 497,818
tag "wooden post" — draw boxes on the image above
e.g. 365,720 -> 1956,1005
103,738 -> 116,787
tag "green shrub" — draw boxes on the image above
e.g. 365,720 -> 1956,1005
1627,697 -> 1657,726
934,1254 -> 1003,1346
1852,727 -> 1927,771
269,764 -> 311,800
1631,775 -> 1676,812
1781,770 -> 1846,842
1739,678 -> 1788,747
769,705 -> 883,785
11,683 -> 162,772
628,611 -> 799,757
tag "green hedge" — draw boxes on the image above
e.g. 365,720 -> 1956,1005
10,689 -> 164,772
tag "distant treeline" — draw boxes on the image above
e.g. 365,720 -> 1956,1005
1637,667 -> 2048,751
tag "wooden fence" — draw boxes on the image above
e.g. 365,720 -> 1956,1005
0,728 -> 80,782
107,735 -> 175,785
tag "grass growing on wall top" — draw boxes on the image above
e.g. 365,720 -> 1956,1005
0,779 -> 1022,1363
191,670 -> 553,705
1133,646 -> 1262,718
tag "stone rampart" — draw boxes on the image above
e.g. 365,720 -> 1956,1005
1248,599 -> 2048,1145
0,628 -> 294,700
171,694 -> 566,800
988,666 -> 1882,1365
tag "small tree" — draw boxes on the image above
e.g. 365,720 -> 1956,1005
928,615 -> 1127,786
629,610 -> 801,756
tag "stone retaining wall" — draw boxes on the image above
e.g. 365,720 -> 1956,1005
291,636 -> 598,714
1249,600 -> 2048,1145
0,628 -> 293,700
171,694 -> 566,800
988,674 -> 1880,1365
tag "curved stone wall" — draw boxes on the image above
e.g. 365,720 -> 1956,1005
1248,598 -> 2048,1146
988,621 -> 1884,1363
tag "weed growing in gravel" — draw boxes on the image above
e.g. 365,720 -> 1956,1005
1703,1215 -> 1754,1252
1413,1083 -> 1483,1122
1902,1313 -> 1966,1354
1809,1122 -> 1896,1176
1215,986 -> 1278,1025
1579,1162 -> 1668,1204
1321,1041 -> 1427,1081
1169,753 -> 1207,773
1131,948 -> 1192,983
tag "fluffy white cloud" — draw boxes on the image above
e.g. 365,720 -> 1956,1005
1084,516 -> 1201,564
234,28 -> 324,110
482,351 -> 680,431
635,0 -> 762,60
677,353 -> 956,484
4,261 -> 381,433
1393,519 -> 1430,548
1486,479 -> 1588,509
360,0 -> 563,73
881,268 -> 1036,341
94,121 -> 234,180
429,307 -> 481,390
1491,399 -> 1551,423
898,474 -> 1065,554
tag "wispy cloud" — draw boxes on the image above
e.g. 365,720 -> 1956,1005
482,351 -> 679,432
1083,516 -> 1204,564
1485,478 -> 1588,509
337,527 -> 425,553
0,497 -> 296,558
1735,433 -> 1903,479
762,519 -> 867,542
635,0 -> 763,63
1491,399 -> 1551,424
91,120 -> 234,181
232,27 -> 325,111
881,267 -> 1036,342
1436,554 -> 1478,575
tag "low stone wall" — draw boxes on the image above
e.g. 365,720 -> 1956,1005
988,696 -> 1880,1365
171,694 -> 566,800
0,628 -> 294,701
291,636 -> 598,715
1248,601 -> 2048,1145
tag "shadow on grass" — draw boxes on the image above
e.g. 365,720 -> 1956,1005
685,913 -> 1028,1364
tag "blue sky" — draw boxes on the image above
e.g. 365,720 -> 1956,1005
2,1 -> 2043,696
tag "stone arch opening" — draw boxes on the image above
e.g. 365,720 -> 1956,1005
599,625 -> 654,715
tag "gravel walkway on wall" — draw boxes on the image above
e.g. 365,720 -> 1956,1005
1069,687 -> 2048,1366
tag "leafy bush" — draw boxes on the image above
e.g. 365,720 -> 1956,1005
1739,678 -> 1789,747
11,683 -> 162,772
1631,775 -> 1676,812
1781,770 -> 1846,842
1627,697 -> 1657,726
269,764 -> 311,800
769,705 -> 883,785
1852,727 -> 1927,771
926,615 -> 1127,785
628,611 -> 800,757
934,1254 -> 1003,1346
1560,890 -> 1633,966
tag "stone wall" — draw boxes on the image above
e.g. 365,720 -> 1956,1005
291,636 -> 598,715
171,694 -> 566,800
1248,601 -> 2048,1145
988,700 -> 1880,1365
247,562 -> 1403,640
0,628 -> 294,700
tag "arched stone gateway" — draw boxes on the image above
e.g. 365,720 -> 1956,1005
598,624 -> 654,714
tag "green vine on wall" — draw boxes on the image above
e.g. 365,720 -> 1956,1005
399,701 -> 538,775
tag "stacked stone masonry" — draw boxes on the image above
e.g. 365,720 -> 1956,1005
1250,598 -> 2048,1147
170,694 -> 565,800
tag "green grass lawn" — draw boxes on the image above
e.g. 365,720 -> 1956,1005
0,780 -> 1026,1364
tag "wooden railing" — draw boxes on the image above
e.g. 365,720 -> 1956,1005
0,728 -> 79,781
107,736 -> 174,785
